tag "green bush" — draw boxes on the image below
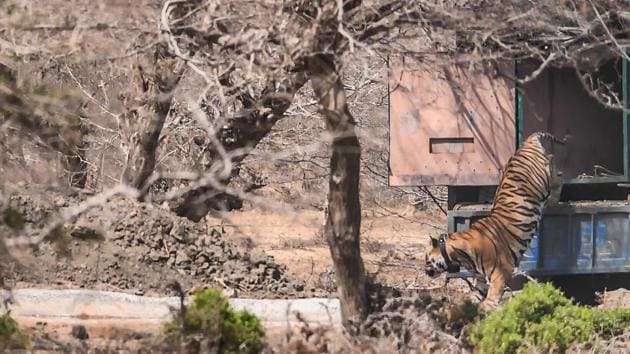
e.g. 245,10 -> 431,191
432,298 -> 481,334
469,282 -> 630,354
2,207 -> 25,230
0,313 -> 29,350
164,288 -> 264,353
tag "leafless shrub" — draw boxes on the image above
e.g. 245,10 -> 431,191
310,230 -> 328,247
568,331 -> 630,353
280,238 -> 315,250
310,266 -> 338,295
363,235 -> 387,254
277,294 -> 469,354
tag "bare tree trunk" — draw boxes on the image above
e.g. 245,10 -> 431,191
307,54 -> 368,323
121,47 -> 184,193
125,103 -> 168,191
173,74 -> 308,221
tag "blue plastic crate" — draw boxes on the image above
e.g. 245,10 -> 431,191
448,202 -> 630,276
519,233 -> 538,271
594,214 -> 630,268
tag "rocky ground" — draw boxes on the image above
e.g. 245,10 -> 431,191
1,191 -> 328,299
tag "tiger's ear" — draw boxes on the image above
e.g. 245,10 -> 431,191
430,236 -> 439,248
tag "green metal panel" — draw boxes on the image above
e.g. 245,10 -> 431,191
623,53 -> 629,181
563,176 -> 628,185
515,60 -> 524,147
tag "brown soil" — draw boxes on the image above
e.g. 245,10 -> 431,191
211,206 -> 449,293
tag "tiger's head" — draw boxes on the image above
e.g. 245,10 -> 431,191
425,234 -> 447,278
425,233 -> 460,277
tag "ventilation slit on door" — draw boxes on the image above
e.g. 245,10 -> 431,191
429,137 -> 475,154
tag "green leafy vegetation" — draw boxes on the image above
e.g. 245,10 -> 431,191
164,288 -> 264,353
46,225 -> 73,258
2,207 -> 25,230
432,298 -> 481,334
469,282 -> 630,354
0,313 -> 29,350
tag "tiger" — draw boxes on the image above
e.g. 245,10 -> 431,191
425,131 -> 567,309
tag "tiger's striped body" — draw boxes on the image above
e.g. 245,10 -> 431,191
425,132 -> 566,308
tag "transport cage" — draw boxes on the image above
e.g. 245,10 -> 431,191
388,51 -> 630,279
516,57 -> 630,184
448,201 -> 630,276
388,53 -> 630,188
388,58 -> 517,186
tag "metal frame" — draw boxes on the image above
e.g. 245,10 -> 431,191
623,54 -> 629,181
515,56 -> 630,185
515,60 -> 524,149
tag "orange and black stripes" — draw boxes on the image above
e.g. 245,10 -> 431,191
483,132 -> 565,267
425,132 -> 566,305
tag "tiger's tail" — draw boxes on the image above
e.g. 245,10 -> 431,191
536,132 -> 570,145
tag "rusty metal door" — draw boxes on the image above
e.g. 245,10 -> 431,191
389,58 -> 516,186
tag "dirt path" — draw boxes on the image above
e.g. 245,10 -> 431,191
210,207 -> 447,292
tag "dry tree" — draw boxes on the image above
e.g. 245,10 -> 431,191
1,0 -> 629,326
